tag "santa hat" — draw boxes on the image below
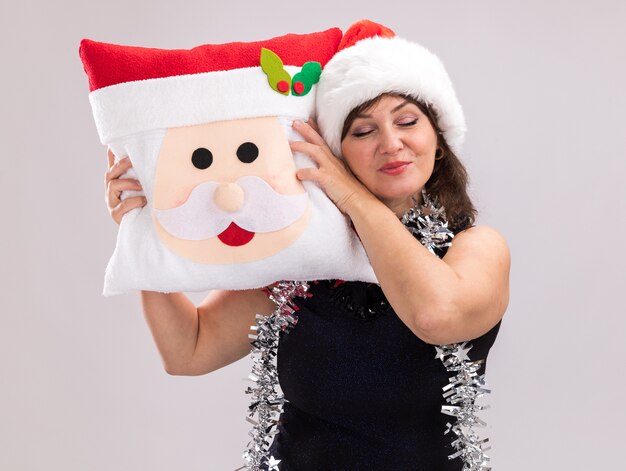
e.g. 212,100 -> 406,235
316,20 -> 466,157
80,28 -> 341,144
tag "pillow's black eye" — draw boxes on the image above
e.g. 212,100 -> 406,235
236,142 -> 259,163
191,148 -> 213,169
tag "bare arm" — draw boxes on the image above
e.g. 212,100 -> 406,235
346,196 -> 510,344
141,289 -> 275,376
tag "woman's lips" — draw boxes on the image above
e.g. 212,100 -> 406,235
379,161 -> 411,176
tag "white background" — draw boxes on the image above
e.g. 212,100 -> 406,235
1,0 -> 624,469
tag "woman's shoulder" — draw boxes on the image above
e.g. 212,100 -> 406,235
453,224 -> 508,246
446,224 -> 510,264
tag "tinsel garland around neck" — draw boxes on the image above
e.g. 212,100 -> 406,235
401,189 -> 454,256
241,190 -> 492,471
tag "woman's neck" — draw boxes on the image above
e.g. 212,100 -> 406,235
382,192 -> 422,218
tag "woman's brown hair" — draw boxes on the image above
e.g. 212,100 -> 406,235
341,93 -> 477,232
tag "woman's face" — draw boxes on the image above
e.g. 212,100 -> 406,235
340,95 -> 438,214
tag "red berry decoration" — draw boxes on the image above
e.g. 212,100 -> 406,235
277,80 -> 289,93
293,81 -> 305,95
291,62 -> 321,97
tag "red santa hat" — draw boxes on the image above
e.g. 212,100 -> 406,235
80,28 -> 342,144
316,20 -> 466,156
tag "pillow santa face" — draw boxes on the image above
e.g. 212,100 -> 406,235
79,29 -> 376,295
152,116 -> 310,264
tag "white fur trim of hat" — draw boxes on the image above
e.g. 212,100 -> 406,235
316,32 -> 466,157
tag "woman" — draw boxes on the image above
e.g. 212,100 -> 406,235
104,20 -> 509,471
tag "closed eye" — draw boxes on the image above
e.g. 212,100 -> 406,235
398,118 -> 418,127
351,126 -> 374,138
352,130 -> 373,138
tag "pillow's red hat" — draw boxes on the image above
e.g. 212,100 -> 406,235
79,29 -> 342,143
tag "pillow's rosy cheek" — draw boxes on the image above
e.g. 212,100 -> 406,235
154,178 -> 200,210
170,187 -> 196,209
265,171 -> 302,195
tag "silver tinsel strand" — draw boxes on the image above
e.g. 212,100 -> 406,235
407,192 -> 492,470
436,343 -> 492,470
401,189 -> 454,255
242,281 -> 309,471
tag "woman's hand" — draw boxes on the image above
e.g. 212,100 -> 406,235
105,149 -> 146,224
290,119 -> 374,214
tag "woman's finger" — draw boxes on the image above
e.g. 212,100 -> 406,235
111,196 -> 147,225
293,120 -> 327,147
296,167 -> 319,183
289,140 -> 328,164
107,148 -> 115,168
105,155 -> 133,183
306,117 -> 321,134
107,178 -> 143,209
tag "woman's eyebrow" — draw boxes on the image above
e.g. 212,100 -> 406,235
354,100 -> 413,120
391,100 -> 412,113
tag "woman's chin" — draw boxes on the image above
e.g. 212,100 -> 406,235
376,191 -> 420,213
377,183 -> 423,202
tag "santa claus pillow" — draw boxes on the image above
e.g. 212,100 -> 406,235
79,29 -> 376,295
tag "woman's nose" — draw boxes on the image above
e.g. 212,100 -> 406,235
213,182 -> 245,212
378,128 -> 403,154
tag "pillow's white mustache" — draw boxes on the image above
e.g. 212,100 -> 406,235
153,176 -> 309,240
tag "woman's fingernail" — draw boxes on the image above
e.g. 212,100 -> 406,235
293,120 -> 302,127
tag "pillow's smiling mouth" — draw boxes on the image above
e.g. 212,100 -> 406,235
217,222 -> 255,247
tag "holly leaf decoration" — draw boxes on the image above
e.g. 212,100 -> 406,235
260,48 -> 292,95
291,61 -> 322,96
